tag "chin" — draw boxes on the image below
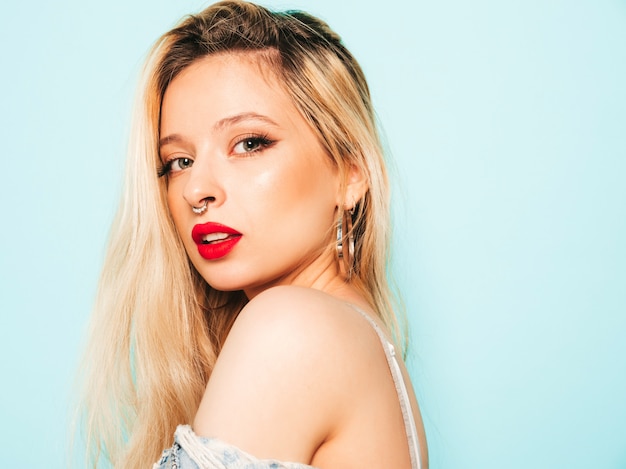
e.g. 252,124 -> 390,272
194,267 -> 253,293
191,259 -> 286,296
197,274 -> 244,292
205,281 -> 246,293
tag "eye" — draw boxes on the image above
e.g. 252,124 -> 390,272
158,156 -> 194,177
232,135 -> 275,155
171,157 -> 193,171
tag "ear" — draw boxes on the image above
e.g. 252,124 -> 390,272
342,164 -> 369,210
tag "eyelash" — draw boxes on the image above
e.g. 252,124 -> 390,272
157,134 -> 275,178
157,157 -> 192,178
232,134 -> 275,155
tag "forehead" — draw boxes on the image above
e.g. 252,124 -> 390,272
160,52 -> 300,130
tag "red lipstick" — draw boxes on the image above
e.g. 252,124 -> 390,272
192,222 -> 242,260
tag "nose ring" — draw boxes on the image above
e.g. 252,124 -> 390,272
191,200 -> 208,214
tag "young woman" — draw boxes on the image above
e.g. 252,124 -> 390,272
79,1 -> 428,468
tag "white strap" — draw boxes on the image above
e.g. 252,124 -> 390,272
349,306 -> 422,469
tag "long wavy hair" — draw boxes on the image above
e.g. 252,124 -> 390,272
78,1 -> 406,467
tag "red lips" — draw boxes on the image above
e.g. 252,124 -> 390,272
191,222 -> 242,260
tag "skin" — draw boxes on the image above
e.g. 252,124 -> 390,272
160,52 -> 427,468
160,52 -> 354,298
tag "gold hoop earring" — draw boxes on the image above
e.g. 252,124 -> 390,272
336,206 -> 355,279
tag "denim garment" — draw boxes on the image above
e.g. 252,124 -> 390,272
153,425 -> 316,469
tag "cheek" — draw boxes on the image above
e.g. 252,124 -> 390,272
256,163 -> 318,205
250,156 -> 338,227
166,186 -> 187,234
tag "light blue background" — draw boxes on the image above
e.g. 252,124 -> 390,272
1,1 -> 624,468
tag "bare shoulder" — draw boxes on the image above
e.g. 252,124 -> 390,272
231,286 -> 387,376
236,285 -> 379,344
192,285 -> 385,464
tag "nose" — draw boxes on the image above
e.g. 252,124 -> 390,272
182,157 -> 225,212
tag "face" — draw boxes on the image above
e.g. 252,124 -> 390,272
159,53 -> 342,297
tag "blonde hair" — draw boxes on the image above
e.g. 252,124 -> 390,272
78,1 -> 407,467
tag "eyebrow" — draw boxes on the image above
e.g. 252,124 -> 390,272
158,134 -> 185,149
159,112 -> 279,149
213,112 -> 279,131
